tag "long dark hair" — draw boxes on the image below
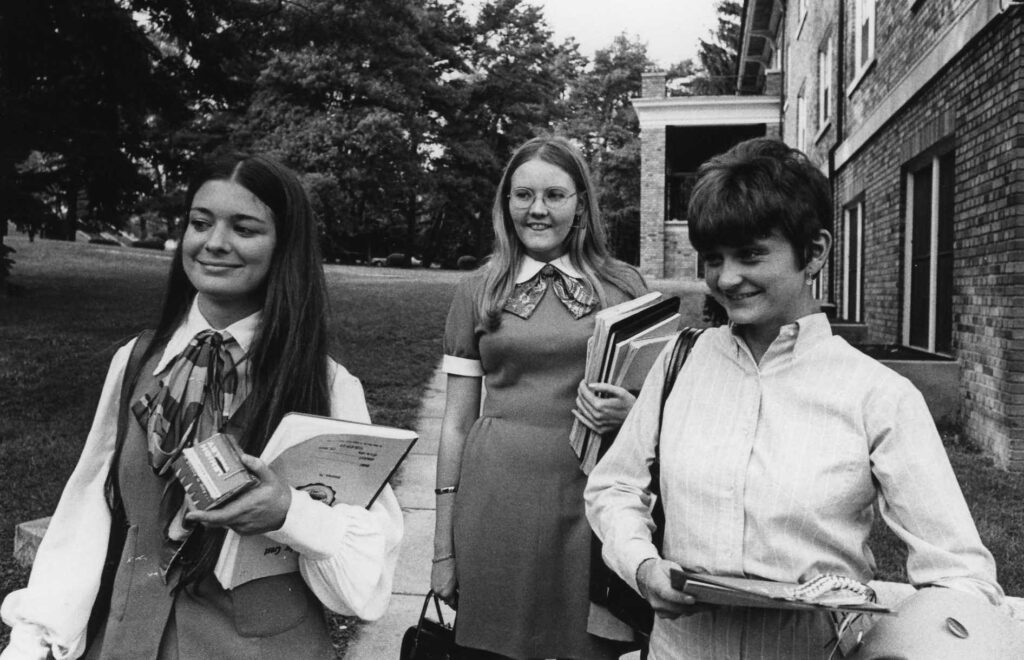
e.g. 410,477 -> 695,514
107,153 -> 332,588
478,136 -> 645,329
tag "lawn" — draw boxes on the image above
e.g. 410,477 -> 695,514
1,236 -> 1021,655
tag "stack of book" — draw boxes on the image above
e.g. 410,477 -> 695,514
570,292 -> 681,473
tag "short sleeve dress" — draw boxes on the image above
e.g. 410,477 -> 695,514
443,265 -> 642,660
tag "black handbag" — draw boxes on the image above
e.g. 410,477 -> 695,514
590,327 -> 705,639
400,591 -> 459,660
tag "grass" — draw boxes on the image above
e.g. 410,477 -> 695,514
1,236 -> 1021,654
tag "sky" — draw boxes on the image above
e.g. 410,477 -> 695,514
468,0 -> 724,68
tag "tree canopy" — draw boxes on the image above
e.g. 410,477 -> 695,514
0,0 -> 742,280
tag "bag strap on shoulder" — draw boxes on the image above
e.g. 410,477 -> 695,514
649,327 -> 704,537
658,327 -> 704,437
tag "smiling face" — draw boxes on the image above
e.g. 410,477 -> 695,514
702,229 -> 827,341
182,179 -> 277,325
508,158 -> 580,262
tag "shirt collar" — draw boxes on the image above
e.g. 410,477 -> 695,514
729,312 -> 833,363
154,298 -> 262,374
514,254 -> 584,283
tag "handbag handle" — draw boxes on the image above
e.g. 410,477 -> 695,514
421,589 -> 447,627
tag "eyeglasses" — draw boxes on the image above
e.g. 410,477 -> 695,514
508,187 -> 580,210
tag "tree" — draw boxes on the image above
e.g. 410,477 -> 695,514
0,0 -> 188,241
424,0 -> 578,263
236,0 -> 469,261
690,0 -> 742,95
559,35 -> 652,263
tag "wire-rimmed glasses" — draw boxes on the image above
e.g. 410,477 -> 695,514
508,187 -> 580,210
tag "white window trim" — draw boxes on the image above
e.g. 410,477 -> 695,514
818,37 -> 833,128
846,56 -> 876,97
796,0 -> 808,39
796,93 -> 807,151
902,156 -> 943,352
842,202 -> 864,322
853,0 -> 876,78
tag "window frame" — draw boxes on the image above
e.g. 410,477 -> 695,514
817,35 -> 833,130
842,200 -> 865,322
902,150 -> 955,354
853,0 -> 876,75
796,92 -> 807,151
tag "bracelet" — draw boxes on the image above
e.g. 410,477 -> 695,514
432,553 -> 455,563
434,486 -> 458,495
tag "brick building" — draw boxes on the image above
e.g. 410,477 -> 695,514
637,0 -> 1023,469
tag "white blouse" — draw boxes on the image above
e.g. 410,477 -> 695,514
1,302 -> 403,660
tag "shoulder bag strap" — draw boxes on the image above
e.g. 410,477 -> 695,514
649,327 -> 704,547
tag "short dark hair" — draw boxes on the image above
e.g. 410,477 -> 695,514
687,138 -> 832,268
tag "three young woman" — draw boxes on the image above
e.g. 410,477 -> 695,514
585,138 -> 1004,659
430,137 -> 647,659
1,155 -> 402,660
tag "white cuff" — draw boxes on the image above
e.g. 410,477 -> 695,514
442,355 -> 483,377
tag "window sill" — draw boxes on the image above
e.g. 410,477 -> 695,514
846,58 -> 876,97
814,121 -> 832,143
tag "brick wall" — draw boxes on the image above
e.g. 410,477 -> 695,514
834,14 -> 1024,469
663,222 -> 697,279
640,126 -> 667,278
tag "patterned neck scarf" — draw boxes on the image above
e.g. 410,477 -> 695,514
130,329 -> 249,582
132,329 -> 246,476
504,263 -> 598,320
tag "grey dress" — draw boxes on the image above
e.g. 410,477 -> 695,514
444,269 -> 640,659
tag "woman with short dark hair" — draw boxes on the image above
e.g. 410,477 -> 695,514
586,138 -> 1003,659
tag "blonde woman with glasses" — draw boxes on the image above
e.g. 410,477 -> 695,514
431,136 -> 648,659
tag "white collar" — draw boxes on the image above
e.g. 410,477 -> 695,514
514,254 -> 584,284
153,298 -> 262,374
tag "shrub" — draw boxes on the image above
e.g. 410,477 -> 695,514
131,238 -> 166,250
456,255 -> 478,270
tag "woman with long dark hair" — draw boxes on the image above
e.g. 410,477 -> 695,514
1,154 -> 402,660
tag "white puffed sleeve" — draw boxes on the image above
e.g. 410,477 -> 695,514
1,341 -> 134,660
262,359 -> 403,620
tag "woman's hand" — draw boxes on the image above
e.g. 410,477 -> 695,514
185,454 -> 292,536
573,381 -> 637,435
431,557 -> 458,607
637,558 -> 711,619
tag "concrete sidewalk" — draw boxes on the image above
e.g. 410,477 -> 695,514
345,364 -> 457,658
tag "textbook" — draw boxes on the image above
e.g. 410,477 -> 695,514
214,413 -> 417,590
570,292 -> 681,473
669,569 -> 893,615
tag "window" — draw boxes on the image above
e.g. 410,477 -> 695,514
818,37 -> 833,128
796,93 -> 807,150
903,152 -> 955,353
854,0 -> 876,72
842,201 -> 864,322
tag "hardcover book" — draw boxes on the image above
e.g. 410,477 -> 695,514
669,569 -> 893,615
213,413 -> 417,590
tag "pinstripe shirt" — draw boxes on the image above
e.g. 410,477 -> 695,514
585,313 -> 1002,659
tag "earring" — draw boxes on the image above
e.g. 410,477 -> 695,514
805,272 -> 815,286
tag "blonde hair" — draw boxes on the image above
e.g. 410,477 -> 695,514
477,136 -> 645,329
